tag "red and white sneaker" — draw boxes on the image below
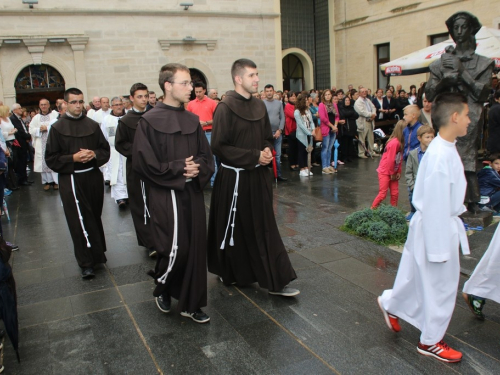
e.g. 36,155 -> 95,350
377,296 -> 401,332
417,340 -> 462,363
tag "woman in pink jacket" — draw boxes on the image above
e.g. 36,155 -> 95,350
318,90 -> 338,174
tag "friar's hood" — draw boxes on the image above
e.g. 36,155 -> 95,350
220,90 -> 266,121
140,102 -> 199,134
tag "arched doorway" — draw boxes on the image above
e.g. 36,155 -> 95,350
282,48 -> 314,91
282,54 -> 304,92
15,64 -> 65,109
189,68 -> 208,101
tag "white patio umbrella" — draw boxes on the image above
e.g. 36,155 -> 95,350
381,27 -> 500,76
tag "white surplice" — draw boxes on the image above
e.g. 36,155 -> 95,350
463,224 -> 500,304
380,135 -> 470,345
92,108 -> 111,125
101,114 -> 127,201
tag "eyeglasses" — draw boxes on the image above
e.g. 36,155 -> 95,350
169,81 -> 194,87
68,100 -> 85,105
111,104 -> 123,106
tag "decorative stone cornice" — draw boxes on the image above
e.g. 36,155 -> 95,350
23,38 -> 47,65
158,39 -> 217,51
67,37 -> 89,51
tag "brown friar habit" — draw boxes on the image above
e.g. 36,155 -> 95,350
207,91 -> 297,291
115,110 -> 154,250
45,114 -> 110,268
132,102 -> 214,313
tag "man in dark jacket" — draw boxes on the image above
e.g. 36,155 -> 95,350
9,103 -> 33,186
487,90 -> 500,154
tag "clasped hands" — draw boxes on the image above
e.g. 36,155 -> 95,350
73,148 -> 95,163
184,156 -> 200,179
259,147 -> 273,165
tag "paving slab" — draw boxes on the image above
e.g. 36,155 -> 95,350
1,159 -> 500,374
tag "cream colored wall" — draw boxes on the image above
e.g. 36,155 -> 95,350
0,1 -> 279,103
332,0 -> 499,91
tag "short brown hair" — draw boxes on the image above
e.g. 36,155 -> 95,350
231,58 -> 257,84
432,92 -> 467,129
417,124 -> 435,137
158,63 -> 190,94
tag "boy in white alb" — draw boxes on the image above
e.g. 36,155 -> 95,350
377,92 -> 471,363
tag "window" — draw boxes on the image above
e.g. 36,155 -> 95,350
430,33 -> 449,45
376,43 -> 390,90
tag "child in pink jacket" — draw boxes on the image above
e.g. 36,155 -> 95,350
371,120 -> 406,208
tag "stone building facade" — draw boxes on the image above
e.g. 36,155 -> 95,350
0,0 -> 498,107
0,0 -> 283,106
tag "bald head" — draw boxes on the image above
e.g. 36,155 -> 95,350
39,99 -> 50,114
92,96 -> 101,110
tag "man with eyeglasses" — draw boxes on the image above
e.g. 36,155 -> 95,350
187,81 -> 218,186
29,98 -> 59,190
45,87 -> 110,279
101,97 -> 128,208
115,83 -> 156,258
207,58 -> 299,297
133,63 -> 214,323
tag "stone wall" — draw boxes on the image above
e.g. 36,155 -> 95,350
0,0 -> 281,105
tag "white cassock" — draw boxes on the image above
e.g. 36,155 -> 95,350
463,224 -> 500,304
380,135 -> 470,345
92,108 -> 111,125
87,108 -> 96,119
101,114 -> 128,202
94,109 -> 111,177
29,111 -> 59,184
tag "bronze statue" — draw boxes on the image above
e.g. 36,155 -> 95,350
425,12 -> 494,212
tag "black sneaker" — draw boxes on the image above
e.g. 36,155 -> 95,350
462,292 -> 486,320
148,249 -> 157,258
81,268 -> 95,279
181,309 -> 210,323
155,295 -> 171,313
6,241 -> 19,251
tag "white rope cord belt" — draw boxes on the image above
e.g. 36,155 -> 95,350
156,179 -> 191,284
140,180 -> 150,225
71,167 -> 94,248
219,163 -> 259,250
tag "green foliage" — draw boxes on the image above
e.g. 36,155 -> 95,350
341,205 -> 408,245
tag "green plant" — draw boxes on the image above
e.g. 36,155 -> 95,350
344,208 -> 374,230
341,205 -> 408,245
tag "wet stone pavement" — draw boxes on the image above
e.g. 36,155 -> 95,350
1,157 -> 500,375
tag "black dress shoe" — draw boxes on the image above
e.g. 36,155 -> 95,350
290,166 -> 299,171
81,268 -> 95,279
156,295 -> 171,313
277,176 -> 288,182
27,180 -> 34,184
20,181 -> 31,186
105,180 -> 110,186
117,200 -> 127,209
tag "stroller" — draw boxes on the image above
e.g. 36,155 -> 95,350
373,128 -> 390,154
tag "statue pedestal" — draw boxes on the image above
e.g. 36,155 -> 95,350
460,211 -> 493,228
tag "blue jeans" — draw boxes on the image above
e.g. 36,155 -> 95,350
321,132 -> 336,168
408,188 -> 416,212
205,132 -> 217,186
488,190 -> 500,211
273,132 -> 282,177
